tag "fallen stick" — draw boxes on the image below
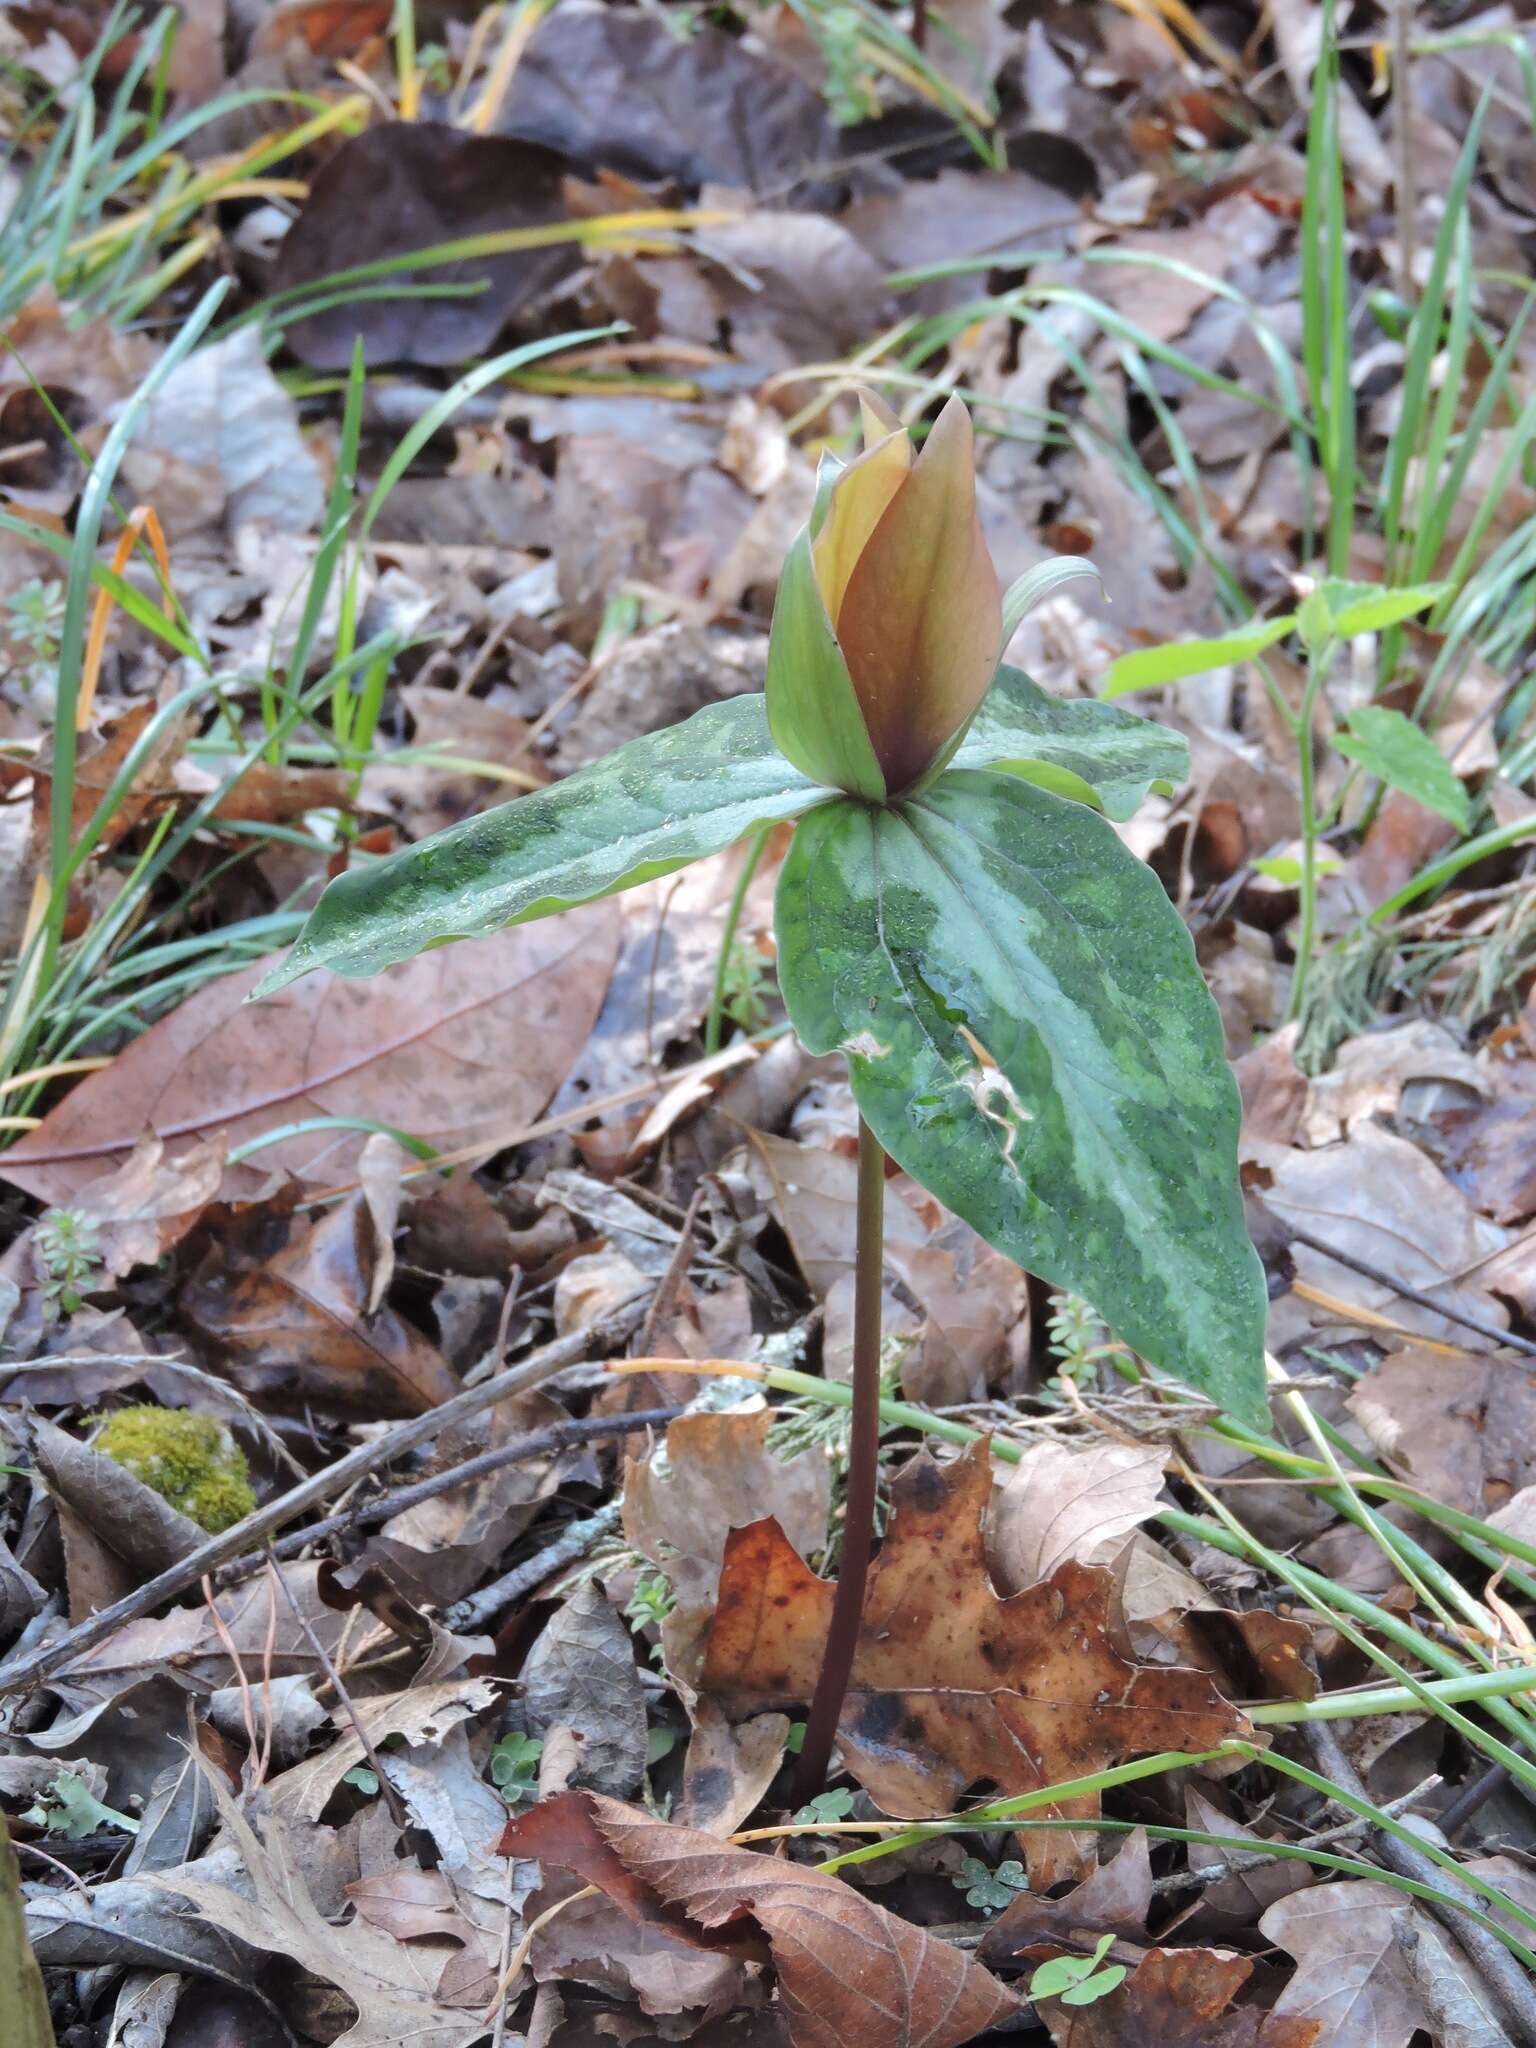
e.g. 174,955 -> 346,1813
0,1296 -> 649,1698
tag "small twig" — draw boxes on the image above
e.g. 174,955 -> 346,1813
0,1298 -> 651,1698
445,1501 -> 622,1632
1307,1723 -> 1536,2044
1284,1225 -> 1536,1358
1153,1775 -> 1437,1898
265,1555 -> 412,1830
635,1186 -> 707,1358
214,1406 -> 684,1588
1439,1759 -> 1512,1841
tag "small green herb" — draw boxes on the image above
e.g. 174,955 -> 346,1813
34,1208 -> 103,1317
1027,1932 -> 1127,2009
489,1731 -> 543,1802
794,1787 -> 856,1826
954,1854 -> 1028,1912
24,1770 -> 139,1839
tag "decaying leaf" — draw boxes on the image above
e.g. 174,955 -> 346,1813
623,1406 -> 831,1683
1036,1946 -> 1323,2046
266,1677 -> 502,1823
0,900 -> 621,1206
179,1194 -> 460,1416
521,1581 -> 648,1800
499,1790 -> 1019,2048
702,1441 -> 1252,1885
1260,1882 -> 1436,2048
149,1784 -> 485,2048
990,1438 -> 1167,1591
1346,1347 -> 1536,1520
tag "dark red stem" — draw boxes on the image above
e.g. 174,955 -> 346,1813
793,1113 -> 885,1806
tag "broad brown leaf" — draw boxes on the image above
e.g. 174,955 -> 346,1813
701,1441 -> 1252,1885
180,1194 -> 460,1416
1259,1882 -> 1442,2047
498,1790 -> 1018,2048
1037,1947 -> 1322,2047
1346,1346 -> 1536,1520
0,899 -> 620,1206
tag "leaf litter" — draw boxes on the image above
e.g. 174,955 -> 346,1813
7,2 -> 1536,2044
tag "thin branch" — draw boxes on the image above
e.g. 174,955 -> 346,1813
0,1296 -> 650,1698
1284,1224 -> 1536,1358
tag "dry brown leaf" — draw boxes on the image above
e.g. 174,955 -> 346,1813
179,1194 -> 460,1416
1037,1946 -> 1323,2047
702,1441 -> 1251,1886
498,1790 -> 1019,2048
1246,1122 -> 1512,1348
622,1407 -> 831,1685
266,1677 -> 502,1822
0,898 -> 621,1206
990,1438 -> 1167,1591
522,1581 -> 648,1801
677,1701 -> 790,1837
1302,1021 -> 1487,1147
67,1131 -> 227,1278
149,1784 -> 485,2048
1436,1093 -> 1536,1227
1345,1347 -> 1536,1521
979,1829 -> 1153,1964
1260,1882 -> 1432,2047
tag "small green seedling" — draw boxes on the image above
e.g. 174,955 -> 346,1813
23,1770 -> 139,1839
258,390 -> 1268,1797
794,1787 -> 857,1827
955,1854 -> 1029,1912
489,1731 -> 544,1803
33,1208 -> 102,1318
1028,1932 -> 1127,2009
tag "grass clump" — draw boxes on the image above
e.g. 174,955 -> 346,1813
92,1405 -> 254,1533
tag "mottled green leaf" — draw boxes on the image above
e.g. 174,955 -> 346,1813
255,696 -> 829,992
775,772 -> 1268,1426
1335,704 -> 1472,831
955,666 -> 1188,821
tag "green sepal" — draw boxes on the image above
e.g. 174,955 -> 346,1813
253,695 -> 831,992
775,771 -> 1269,1428
765,524 -> 886,802
955,665 -> 1189,821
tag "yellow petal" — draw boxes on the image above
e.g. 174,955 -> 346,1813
858,388 -> 903,448
811,401 -> 911,619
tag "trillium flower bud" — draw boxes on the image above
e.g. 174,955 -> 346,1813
766,390 -> 1004,800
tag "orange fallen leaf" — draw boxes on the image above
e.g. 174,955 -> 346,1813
702,1439 -> 1252,1885
1036,1946 -> 1322,2046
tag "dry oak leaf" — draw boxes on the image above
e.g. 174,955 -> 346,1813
149,1782 -> 486,2048
1036,1947 -> 1322,2047
701,1440 -> 1252,1888
498,1789 -> 1018,2048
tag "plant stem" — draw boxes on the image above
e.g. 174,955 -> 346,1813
704,827 -> 769,1056
793,1114 -> 885,1805
1285,639 -> 1333,1024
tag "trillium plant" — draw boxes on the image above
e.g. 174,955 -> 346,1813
259,391 -> 1268,1797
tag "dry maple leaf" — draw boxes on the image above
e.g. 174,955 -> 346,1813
498,1789 -> 1018,2048
1035,1947 -> 1322,2047
701,1440 -> 1252,1886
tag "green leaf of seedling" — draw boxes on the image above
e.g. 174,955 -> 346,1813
1335,706 -> 1473,831
1029,1934 -> 1119,2002
342,1766 -> 380,1796
955,667 -> 1189,822
795,1789 -> 857,1826
1252,850 -> 1343,884
1298,578 -> 1450,646
254,696 -> 832,991
24,1771 -> 139,1839
955,1855 -> 1029,1910
776,773 -> 1269,1428
1101,617 -> 1295,699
